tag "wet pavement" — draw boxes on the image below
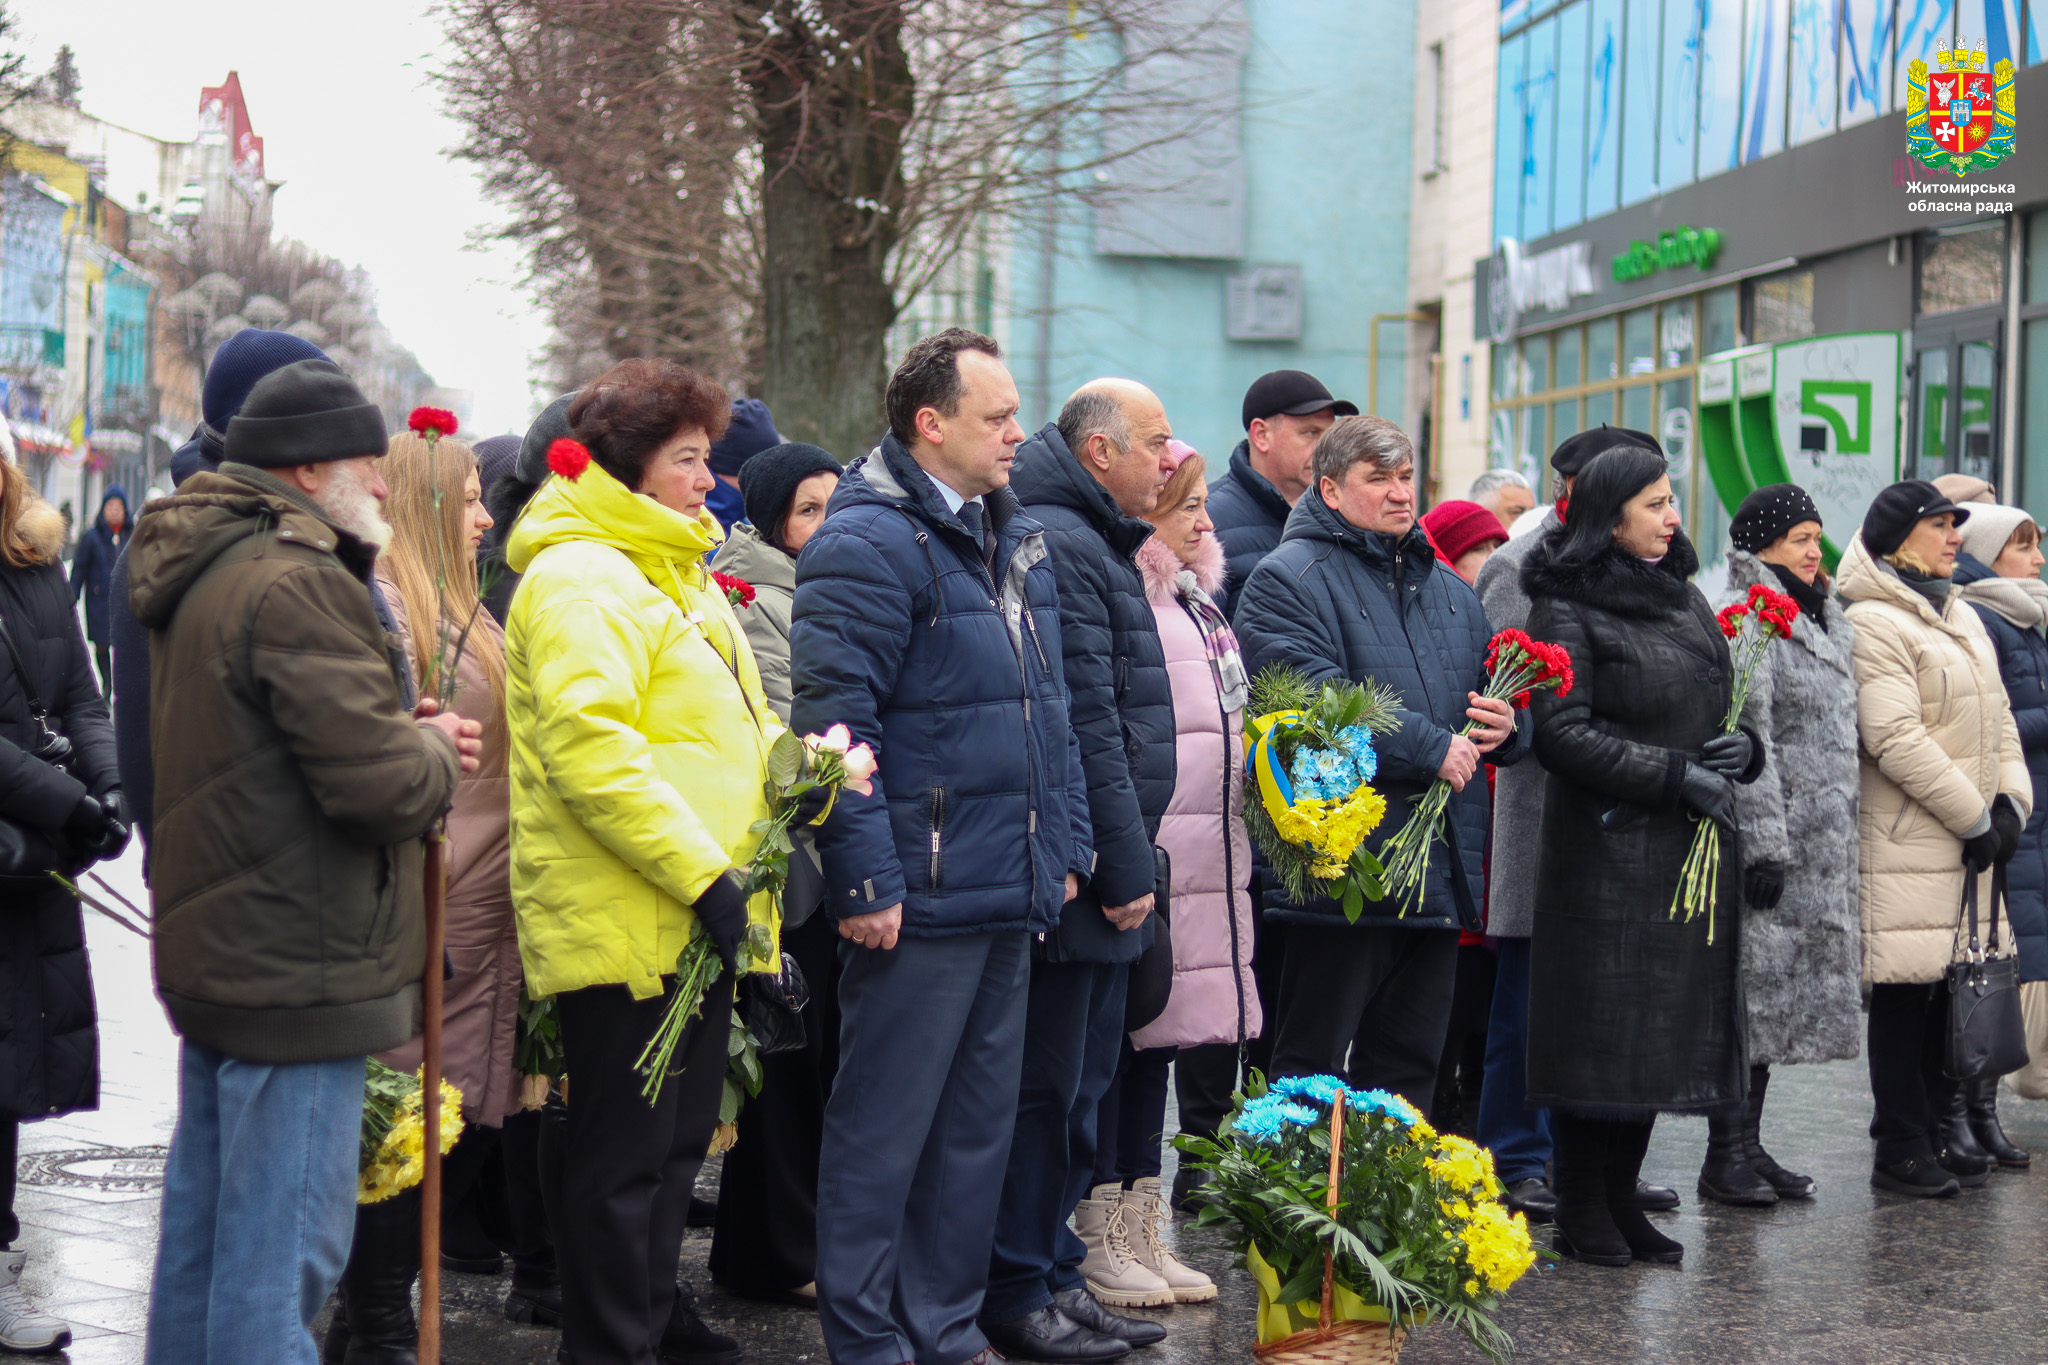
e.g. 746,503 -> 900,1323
22,843 -> 2048,1362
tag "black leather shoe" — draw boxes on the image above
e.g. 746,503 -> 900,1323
1966,1075 -> 2031,1169
662,1282 -> 742,1365
1698,1113 -> 1778,1207
1051,1289 -> 1165,1347
1501,1177 -> 1557,1223
1872,1157 -> 1961,1197
504,1276 -> 564,1327
687,1194 -> 720,1228
982,1306 -> 1131,1363
1634,1179 -> 1679,1211
1169,1165 -> 1211,1215
1937,1146 -> 1991,1189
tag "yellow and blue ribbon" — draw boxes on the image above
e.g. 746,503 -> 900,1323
1246,710 -> 1306,827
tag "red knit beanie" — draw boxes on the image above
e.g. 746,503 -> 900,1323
1421,500 -> 1509,565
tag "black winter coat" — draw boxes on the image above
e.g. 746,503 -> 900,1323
1233,492 -> 1528,932
68,486 -> 126,645
1953,552 -> 2048,980
1206,441 -> 1291,616
790,434 -> 1093,939
0,502 -> 115,1120
1522,530 -> 1754,1117
1011,425 -> 1175,963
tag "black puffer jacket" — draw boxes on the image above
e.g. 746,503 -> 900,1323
1206,440 -> 1291,615
1011,424 -> 1175,963
0,497 -> 116,1119
1522,530 -> 1756,1116
1233,490 -> 1528,932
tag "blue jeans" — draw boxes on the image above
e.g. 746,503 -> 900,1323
1477,937 -> 1552,1185
146,1042 -> 364,1365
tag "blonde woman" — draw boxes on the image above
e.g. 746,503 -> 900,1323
325,432 -> 526,1362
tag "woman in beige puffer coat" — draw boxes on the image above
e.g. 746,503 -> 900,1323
1837,483 -> 2032,1199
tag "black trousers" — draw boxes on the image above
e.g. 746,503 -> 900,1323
1432,943 -> 1498,1137
0,1112 -> 15,1247
1173,868 -> 1284,1141
1091,1040 -> 1175,1187
499,1102 -> 560,1284
556,976 -> 732,1365
710,913 -> 842,1295
1269,924 -> 1459,1120
1868,980 -> 1959,1164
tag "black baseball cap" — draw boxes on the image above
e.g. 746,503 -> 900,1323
1241,370 -> 1359,431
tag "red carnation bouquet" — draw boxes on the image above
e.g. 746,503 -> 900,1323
1672,583 -> 1800,938
711,570 -> 755,609
1378,628 -> 1572,910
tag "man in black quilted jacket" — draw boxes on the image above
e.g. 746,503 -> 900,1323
1206,370 -> 1357,616
982,380 -> 1178,1362
1234,416 -> 1529,1119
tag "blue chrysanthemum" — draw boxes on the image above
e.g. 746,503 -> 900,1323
1352,1088 -> 1422,1125
1336,725 -> 1378,784
1270,1074 -> 1352,1107
1234,1093 -> 1322,1143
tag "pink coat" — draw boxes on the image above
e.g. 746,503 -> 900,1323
1129,532 -> 1262,1049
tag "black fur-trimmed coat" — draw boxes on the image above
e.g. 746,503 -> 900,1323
1715,551 -> 1862,1066
1522,531 -> 1754,1117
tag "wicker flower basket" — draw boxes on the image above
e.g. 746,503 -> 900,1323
1248,1093 -> 1408,1363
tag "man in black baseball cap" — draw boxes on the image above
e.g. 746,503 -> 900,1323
1207,370 -> 1359,614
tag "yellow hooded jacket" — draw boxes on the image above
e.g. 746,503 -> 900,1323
504,461 -> 781,1001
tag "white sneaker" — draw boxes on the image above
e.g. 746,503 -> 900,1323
0,1251 -> 70,1353
1122,1178 -> 1218,1304
1074,1182 -> 1175,1307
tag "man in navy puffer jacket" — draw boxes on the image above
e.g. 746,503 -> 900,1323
793,329 -> 1093,1365
981,381 -> 1178,1361
1235,416 -> 1528,1119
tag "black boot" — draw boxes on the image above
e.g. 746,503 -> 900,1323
661,1280 -> 742,1365
1697,1106 -> 1777,1206
1548,1115 -> 1628,1266
1938,1084 -> 1992,1177
332,1188 -> 422,1364
1966,1074 -> 2031,1169
1607,1120 -> 1683,1265
1741,1065 -> 1815,1198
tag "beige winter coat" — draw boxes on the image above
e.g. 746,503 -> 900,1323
1838,533 -> 2033,985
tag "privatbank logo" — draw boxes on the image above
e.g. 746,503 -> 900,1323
1906,37 -> 2015,177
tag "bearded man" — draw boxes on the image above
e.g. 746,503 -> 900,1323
129,358 -> 482,1364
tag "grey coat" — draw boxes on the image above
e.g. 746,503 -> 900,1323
1715,551 -> 1862,1066
1473,510 -> 1559,938
713,521 -> 797,719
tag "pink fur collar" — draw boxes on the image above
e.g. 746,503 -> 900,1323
1137,529 -> 1225,603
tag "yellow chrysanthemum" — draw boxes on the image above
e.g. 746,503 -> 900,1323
1408,1119 -> 1438,1145
1426,1134 -> 1495,1194
1275,786 -> 1389,879
1456,1200 -> 1536,1292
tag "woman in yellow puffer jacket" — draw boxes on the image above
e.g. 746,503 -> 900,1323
503,359 -> 780,1363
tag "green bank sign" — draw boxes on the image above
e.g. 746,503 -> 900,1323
1611,225 -> 1723,283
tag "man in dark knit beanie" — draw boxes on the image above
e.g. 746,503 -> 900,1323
706,397 -> 781,530
130,359 -> 483,1363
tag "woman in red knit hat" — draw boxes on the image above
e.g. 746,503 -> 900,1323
1422,498 -> 1510,585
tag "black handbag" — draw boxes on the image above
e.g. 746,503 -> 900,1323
739,950 -> 811,1056
1944,863 -> 2031,1081
1123,846 -> 1174,1034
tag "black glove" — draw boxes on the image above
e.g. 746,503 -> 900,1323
63,794 -> 114,857
692,871 -> 750,975
91,790 -> 131,862
1743,860 -> 1786,910
1992,795 -> 2024,865
1962,826 -> 2001,874
793,785 -> 833,826
1700,731 -> 1753,778
1679,762 -> 1738,831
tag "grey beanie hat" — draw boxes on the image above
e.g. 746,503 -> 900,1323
225,359 -> 388,468
514,393 -> 579,485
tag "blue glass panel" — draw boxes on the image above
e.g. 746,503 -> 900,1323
1788,0 -> 1838,143
1840,0 -> 1897,124
1587,0 -> 1626,214
1555,1 -> 1592,227
1698,0 -> 1746,172
2031,0 -> 2044,62
1522,16 -> 1561,238
1895,0 -> 1955,106
1622,0 -> 1662,202
1503,0 -> 1535,32
1743,0 -> 1787,160
1495,31 -> 1526,244
1661,0 -> 1701,187
1955,0 -> 2022,67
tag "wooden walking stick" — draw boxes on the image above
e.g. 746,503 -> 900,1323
420,824 -> 447,1364
1320,1090 -> 1343,1335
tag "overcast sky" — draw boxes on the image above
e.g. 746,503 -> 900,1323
9,0 -> 551,440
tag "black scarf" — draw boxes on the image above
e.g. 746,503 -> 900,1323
1764,560 -> 1831,633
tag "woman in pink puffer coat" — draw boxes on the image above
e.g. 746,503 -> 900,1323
1075,442 -> 1260,1311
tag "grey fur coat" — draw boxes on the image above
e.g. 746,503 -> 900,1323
1474,510 -> 1559,938
1716,551 -> 1862,1066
